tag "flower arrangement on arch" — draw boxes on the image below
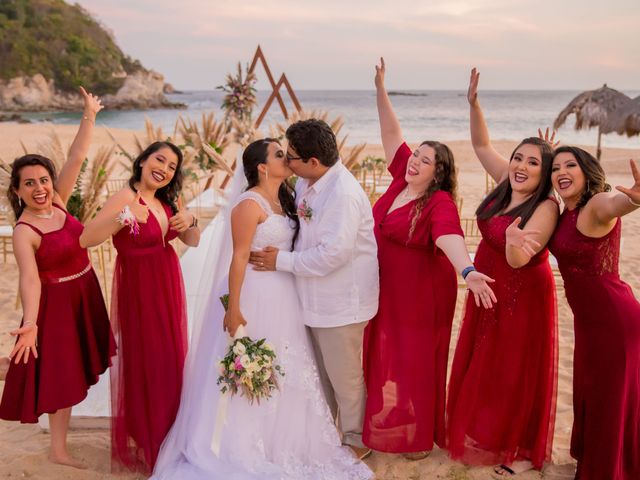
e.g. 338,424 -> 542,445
218,63 -> 257,124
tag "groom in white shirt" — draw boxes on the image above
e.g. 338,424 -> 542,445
249,119 -> 379,459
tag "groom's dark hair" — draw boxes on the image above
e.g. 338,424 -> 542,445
285,119 -> 339,167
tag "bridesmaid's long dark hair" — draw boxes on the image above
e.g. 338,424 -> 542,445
128,141 -> 184,214
8,154 -> 58,221
476,137 -> 554,227
243,138 -> 300,250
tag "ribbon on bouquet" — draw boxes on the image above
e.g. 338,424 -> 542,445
210,324 -> 248,456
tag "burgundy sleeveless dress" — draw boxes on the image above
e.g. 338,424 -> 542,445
363,142 -> 463,453
109,198 -> 188,474
447,211 -> 558,469
549,208 -> 640,480
0,203 -> 115,423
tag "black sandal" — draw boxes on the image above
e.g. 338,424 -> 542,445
492,464 -> 516,478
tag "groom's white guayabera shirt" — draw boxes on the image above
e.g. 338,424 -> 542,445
276,161 -> 380,328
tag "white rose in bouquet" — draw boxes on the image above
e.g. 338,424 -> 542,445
233,342 -> 247,356
240,354 -> 251,368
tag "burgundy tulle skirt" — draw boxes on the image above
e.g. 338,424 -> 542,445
110,244 -> 187,474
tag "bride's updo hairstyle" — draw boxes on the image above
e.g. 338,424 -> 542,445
242,138 -> 300,250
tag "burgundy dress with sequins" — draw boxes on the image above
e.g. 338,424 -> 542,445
549,209 -> 640,480
363,142 -> 463,453
0,203 -> 115,423
446,211 -> 558,469
110,199 -> 188,474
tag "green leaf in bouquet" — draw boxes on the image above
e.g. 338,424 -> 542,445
220,293 -> 230,311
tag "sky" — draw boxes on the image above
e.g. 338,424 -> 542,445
76,0 -> 640,91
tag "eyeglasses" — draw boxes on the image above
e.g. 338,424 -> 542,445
286,153 -> 304,162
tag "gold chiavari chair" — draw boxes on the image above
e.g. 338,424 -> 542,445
89,242 -> 113,305
0,225 -> 13,264
460,217 -> 482,251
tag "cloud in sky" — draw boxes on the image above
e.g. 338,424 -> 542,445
77,0 -> 640,90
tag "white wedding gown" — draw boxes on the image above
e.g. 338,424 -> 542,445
152,190 -> 372,480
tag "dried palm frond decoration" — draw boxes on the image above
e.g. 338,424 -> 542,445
269,109 -> 367,171
68,145 -> 116,223
176,112 -> 231,172
107,117 -> 168,171
107,114 -> 236,203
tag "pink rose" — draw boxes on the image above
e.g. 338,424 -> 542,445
234,357 -> 244,371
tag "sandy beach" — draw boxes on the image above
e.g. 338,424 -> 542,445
0,122 -> 638,480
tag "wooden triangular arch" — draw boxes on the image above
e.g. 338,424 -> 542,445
248,45 -> 302,128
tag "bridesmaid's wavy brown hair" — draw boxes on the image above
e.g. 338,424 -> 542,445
408,141 -> 457,240
553,146 -> 610,208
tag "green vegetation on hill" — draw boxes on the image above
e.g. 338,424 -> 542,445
0,0 -> 145,94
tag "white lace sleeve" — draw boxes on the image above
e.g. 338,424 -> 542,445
234,191 -> 272,216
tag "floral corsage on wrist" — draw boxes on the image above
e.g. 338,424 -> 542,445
116,205 -> 140,236
297,199 -> 313,223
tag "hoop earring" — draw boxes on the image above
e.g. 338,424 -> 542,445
19,197 -> 24,207
586,179 -> 591,194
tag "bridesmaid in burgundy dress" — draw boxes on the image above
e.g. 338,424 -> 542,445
546,146 -> 640,480
446,69 -> 559,477
0,89 -> 115,468
80,142 -> 200,473
363,58 -> 496,460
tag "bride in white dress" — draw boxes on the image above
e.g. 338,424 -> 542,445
151,139 -> 372,479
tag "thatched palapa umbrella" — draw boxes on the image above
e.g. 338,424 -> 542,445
602,96 -> 640,138
553,84 -> 630,160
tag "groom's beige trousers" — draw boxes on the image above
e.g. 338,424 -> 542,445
309,320 -> 368,448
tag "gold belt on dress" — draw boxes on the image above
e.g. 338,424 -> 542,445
54,264 -> 92,283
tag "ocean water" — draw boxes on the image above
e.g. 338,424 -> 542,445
20,89 -> 640,149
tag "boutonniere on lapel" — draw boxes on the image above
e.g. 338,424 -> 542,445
297,199 -> 313,223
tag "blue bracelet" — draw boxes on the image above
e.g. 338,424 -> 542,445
461,265 -> 476,279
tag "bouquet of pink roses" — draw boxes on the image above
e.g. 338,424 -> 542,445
216,294 -> 284,404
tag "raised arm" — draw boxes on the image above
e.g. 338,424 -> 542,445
375,57 -> 404,162
79,189 -> 148,248
468,68 -> 509,183
223,200 -> 262,336
55,87 -> 104,206
584,159 -> 640,226
9,227 -> 41,364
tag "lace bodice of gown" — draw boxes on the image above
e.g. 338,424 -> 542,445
549,208 -> 621,278
235,191 -> 295,251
